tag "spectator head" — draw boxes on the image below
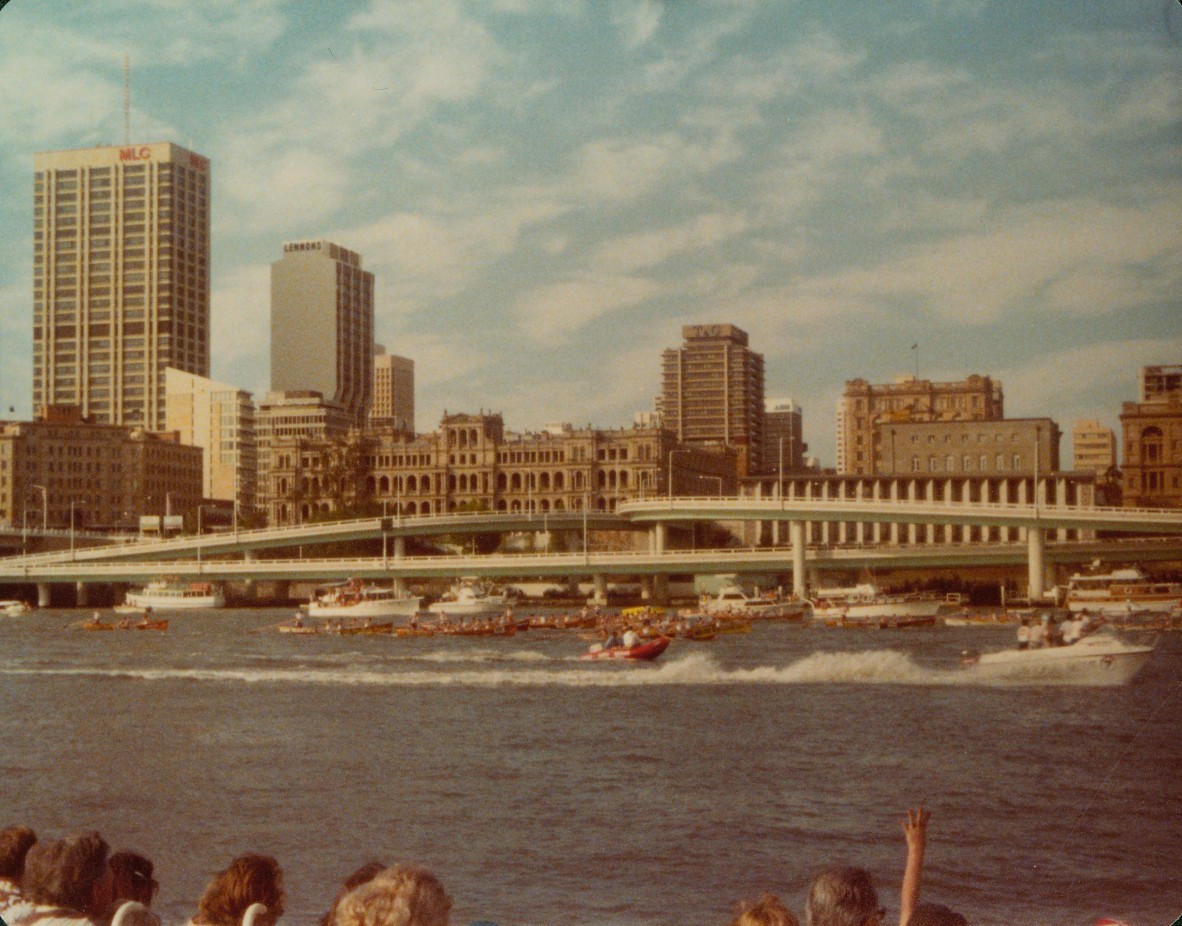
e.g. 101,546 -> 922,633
22,831 -> 113,917
729,892 -> 801,926
0,825 -> 37,882
195,853 -> 285,926
806,867 -> 882,926
320,861 -> 386,926
333,864 -> 451,926
109,851 -> 158,907
906,903 -> 968,926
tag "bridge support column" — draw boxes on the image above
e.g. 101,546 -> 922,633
1027,527 -> 1046,602
75,582 -> 88,607
392,537 -> 407,593
640,576 -> 654,601
37,583 -> 51,608
790,521 -> 807,598
652,523 -> 666,554
591,574 -> 608,605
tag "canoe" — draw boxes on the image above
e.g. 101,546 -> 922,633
580,636 -> 670,661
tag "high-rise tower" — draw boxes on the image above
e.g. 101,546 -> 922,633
33,142 -> 211,429
660,324 -> 764,475
270,240 -> 374,427
371,347 -> 414,432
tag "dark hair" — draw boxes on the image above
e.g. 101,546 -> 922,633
0,825 -> 37,881
110,850 -> 157,906
194,853 -> 285,926
320,861 -> 386,926
907,903 -> 969,926
22,832 -> 110,911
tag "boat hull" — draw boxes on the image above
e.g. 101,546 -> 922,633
962,633 -> 1155,686
306,596 -> 420,619
126,584 -> 224,609
580,636 -> 670,661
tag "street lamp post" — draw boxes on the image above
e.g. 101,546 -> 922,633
70,499 -> 76,561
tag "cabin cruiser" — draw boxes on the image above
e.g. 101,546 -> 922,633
427,579 -> 506,616
960,626 -> 1156,686
0,600 -> 32,616
1062,567 -> 1182,615
700,584 -> 809,621
810,583 -> 943,625
125,579 -> 224,609
304,580 -> 421,619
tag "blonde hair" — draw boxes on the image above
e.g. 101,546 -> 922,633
730,893 -> 801,926
333,864 -> 451,926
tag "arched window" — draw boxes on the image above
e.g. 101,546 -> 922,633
379,475 -> 390,493
1140,427 -> 1164,463
554,472 -> 564,490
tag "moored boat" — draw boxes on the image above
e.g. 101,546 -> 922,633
0,599 -> 32,616
810,583 -> 943,625
304,579 -> 421,619
1062,567 -> 1182,616
125,579 -> 224,610
700,584 -> 809,621
959,626 -> 1156,686
427,579 -> 506,616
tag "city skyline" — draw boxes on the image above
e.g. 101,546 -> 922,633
1,1 -> 1180,466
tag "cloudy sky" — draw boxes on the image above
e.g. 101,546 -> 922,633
0,0 -> 1179,466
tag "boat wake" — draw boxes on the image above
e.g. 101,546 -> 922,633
0,648 -> 1084,687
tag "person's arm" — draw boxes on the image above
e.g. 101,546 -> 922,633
899,806 -> 930,926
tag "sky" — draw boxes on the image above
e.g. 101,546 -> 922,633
0,0 -> 1179,467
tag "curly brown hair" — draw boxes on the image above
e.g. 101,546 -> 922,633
194,853 -> 285,926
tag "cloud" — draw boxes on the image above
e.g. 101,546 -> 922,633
210,262 -> 272,395
995,337 -> 1182,440
610,0 -> 664,49
590,212 -> 749,274
511,275 -> 663,345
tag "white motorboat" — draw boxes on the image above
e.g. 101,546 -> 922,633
810,583 -> 943,625
1062,567 -> 1182,616
304,580 -> 421,619
0,599 -> 32,616
427,580 -> 506,616
700,584 -> 809,621
125,579 -> 225,610
959,626 -> 1156,686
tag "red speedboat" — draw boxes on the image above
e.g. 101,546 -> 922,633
580,636 -> 670,661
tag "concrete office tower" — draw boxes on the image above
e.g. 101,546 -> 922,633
661,324 -> 765,476
1072,419 -> 1116,475
371,347 -> 414,432
165,368 -> 258,513
762,399 -> 806,474
33,142 -> 211,429
838,374 -> 1004,475
271,241 -> 374,427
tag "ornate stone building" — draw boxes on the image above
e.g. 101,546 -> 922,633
1120,364 -> 1182,508
260,412 -> 736,526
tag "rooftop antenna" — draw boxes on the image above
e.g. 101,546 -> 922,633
123,54 -> 130,145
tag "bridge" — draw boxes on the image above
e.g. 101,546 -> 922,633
0,498 -> 1178,605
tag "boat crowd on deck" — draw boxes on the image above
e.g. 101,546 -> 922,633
0,811 -> 976,926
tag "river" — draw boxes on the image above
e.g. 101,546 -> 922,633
1,610 -> 1178,926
